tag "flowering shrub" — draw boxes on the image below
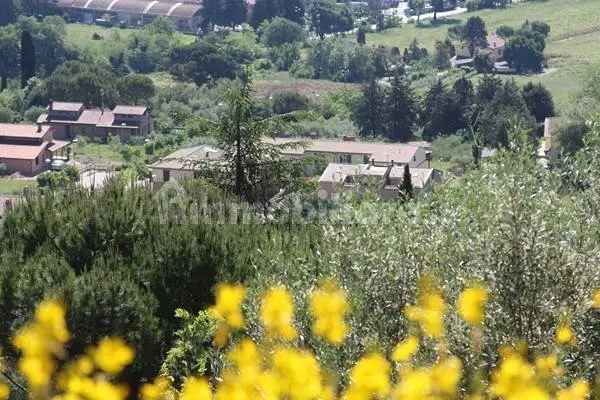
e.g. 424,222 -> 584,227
4,276 -> 600,400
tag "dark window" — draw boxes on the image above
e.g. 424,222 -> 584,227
163,169 -> 171,182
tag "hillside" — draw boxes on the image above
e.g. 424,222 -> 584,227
367,0 -> 600,110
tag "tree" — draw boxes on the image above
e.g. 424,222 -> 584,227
20,30 -> 36,88
201,0 -> 224,29
118,74 -> 156,105
198,77 -> 304,209
251,0 -> 305,27
463,16 -> 488,55
496,25 -> 514,38
223,0 -> 247,27
309,0 -> 354,39
0,26 -> 19,91
473,50 -> 493,73
385,72 -> 418,142
431,0 -> 444,22
504,31 -> 545,73
352,80 -> 386,138
433,39 -> 453,70
0,0 -> 16,27
521,82 -> 555,123
421,79 -> 462,140
399,164 -> 413,199
356,27 -> 366,45
260,17 -> 305,47
271,91 -> 309,114
408,0 -> 425,24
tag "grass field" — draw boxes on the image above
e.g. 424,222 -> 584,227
64,23 -> 195,60
0,178 -> 37,195
367,0 -> 600,111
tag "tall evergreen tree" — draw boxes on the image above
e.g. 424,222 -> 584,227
521,81 -> 555,123
201,0 -> 224,30
223,0 -> 247,27
399,164 -> 413,199
20,31 -> 36,89
0,0 -> 16,26
421,79 -> 461,140
280,0 -> 305,25
251,0 -> 278,27
352,80 -> 386,138
0,28 -> 19,91
385,72 -> 418,142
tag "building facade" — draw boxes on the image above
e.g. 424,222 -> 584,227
38,102 -> 152,141
0,124 -> 70,176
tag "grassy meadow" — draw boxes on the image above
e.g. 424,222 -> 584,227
0,178 -> 37,195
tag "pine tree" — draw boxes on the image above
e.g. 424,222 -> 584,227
251,0 -> 278,27
352,80 -> 386,138
422,79 -> 461,140
0,0 -> 16,26
385,72 -> 418,142
20,31 -> 36,89
223,0 -> 247,27
279,0 -> 305,25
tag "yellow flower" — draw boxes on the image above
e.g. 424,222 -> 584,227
181,377 -> 212,400
431,357 -> 462,395
392,335 -> 419,363
88,380 -> 129,400
458,285 -> 488,326
309,282 -> 349,345
18,355 -> 55,389
535,354 -> 562,377
592,290 -> 600,309
35,299 -> 70,344
260,286 -> 297,340
272,347 -> 323,400
491,350 -> 548,400
405,276 -> 447,338
557,379 -> 590,400
0,383 -> 8,400
140,377 -> 171,400
92,337 -> 134,375
209,284 -> 246,329
344,353 -> 390,399
556,323 -> 576,346
228,338 -> 261,381
392,368 -> 432,400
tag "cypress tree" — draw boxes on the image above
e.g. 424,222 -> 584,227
201,0 -> 224,29
280,0 -> 305,25
399,164 -> 413,199
20,31 -> 36,88
223,0 -> 247,27
0,0 -> 16,26
352,80 -> 386,138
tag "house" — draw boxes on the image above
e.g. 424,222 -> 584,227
486,32 -> 506,62
318,162 -> 439,201
0,124 -> 70,176
268,137 -> 431,168
38,101 -> 152,141
53,0 -> 203,33
151,145 -> 223,183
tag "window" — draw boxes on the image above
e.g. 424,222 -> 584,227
363,155 -> 369,164
339,154 -> 351,164
163,169 -> 171,182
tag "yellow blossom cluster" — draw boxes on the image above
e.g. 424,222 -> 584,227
8,278 -> 600,400
309,281 -> 349,345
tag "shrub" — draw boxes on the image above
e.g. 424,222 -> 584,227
260,17 -> 305,47
272,91 -> 310,114
465,0 -> 480,12
0,163 -> 11,177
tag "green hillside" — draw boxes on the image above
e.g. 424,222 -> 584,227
367,0 -> 600,110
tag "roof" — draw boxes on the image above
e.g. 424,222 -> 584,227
269,138 -> 420,164
59,0 -> 201,18
0,143 -> 46,160
151,145 -> 224,170
112,105 -> 148,116
0,124 -> 51,139
319,163 -> 433,189
50,102 -> 84,112
48,140 -> 71,153
487,32 -> 506,50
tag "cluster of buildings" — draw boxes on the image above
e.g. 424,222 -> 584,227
151,137 -> 440,200
0,101 -> 152,177
451,32 -> 512,73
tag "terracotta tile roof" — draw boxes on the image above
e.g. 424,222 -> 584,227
112,105 -> 148,115
0,124 -> 50,139
76,109 -> 104,125
487,32 -> 506,50
50,102 -> 84,112
0,144 -> 46,160
48,140 -> 71,153
269,138 -> 420,164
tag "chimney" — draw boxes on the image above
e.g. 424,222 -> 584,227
37,124 -> 42,133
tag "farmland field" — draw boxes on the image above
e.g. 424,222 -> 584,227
367,0 -> 600,110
